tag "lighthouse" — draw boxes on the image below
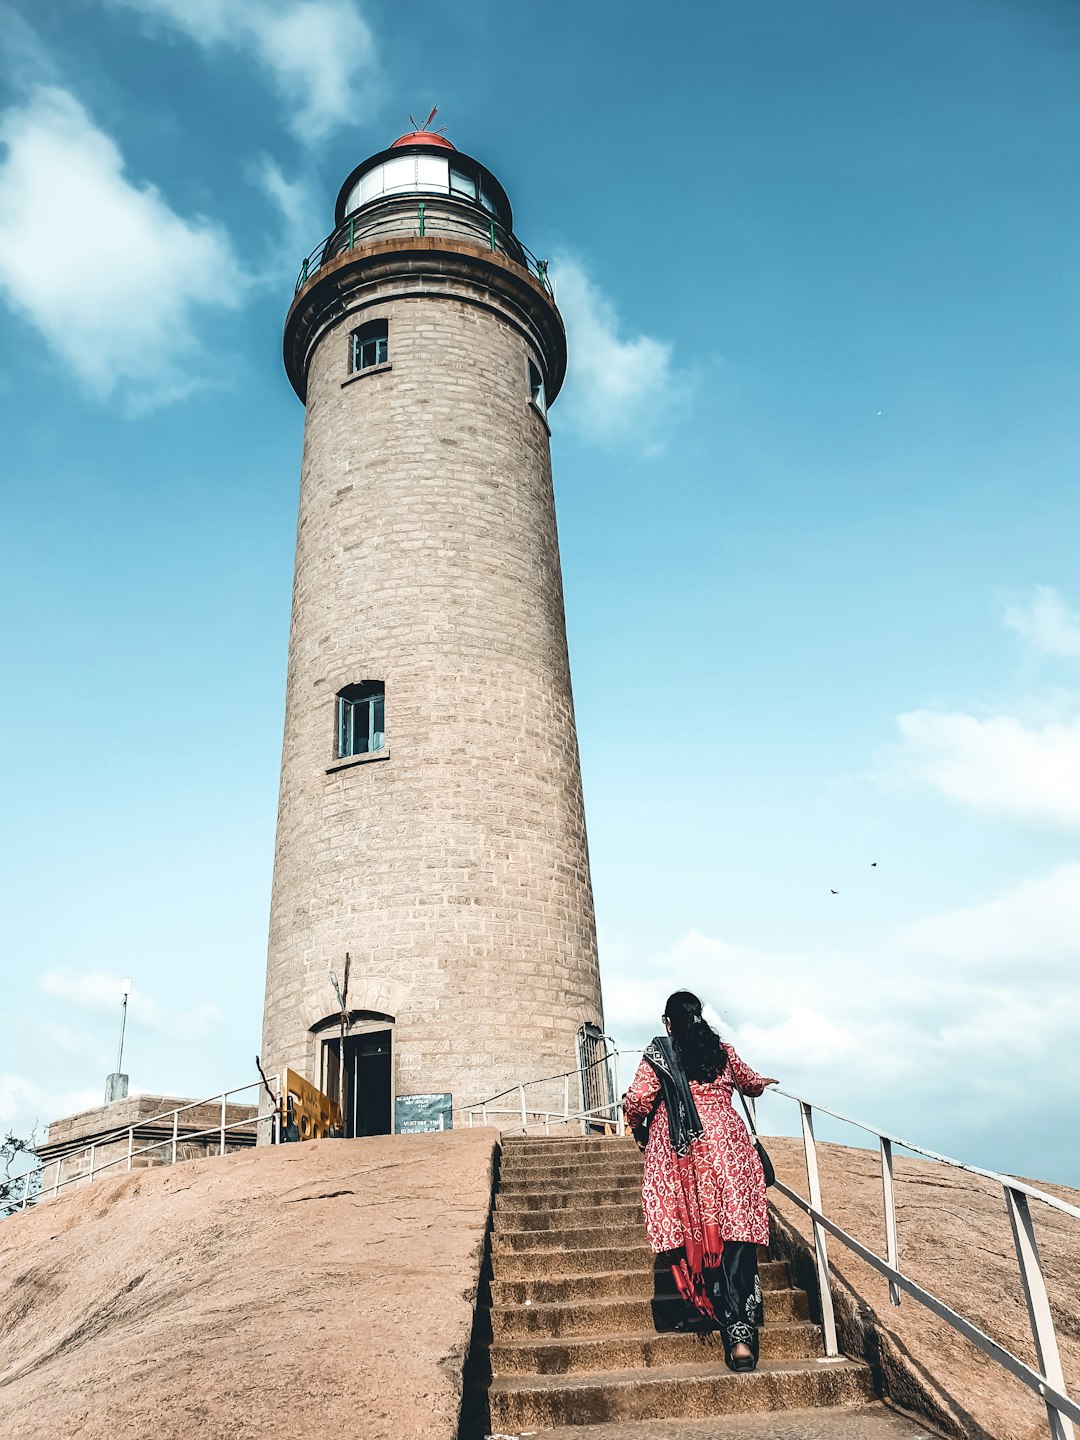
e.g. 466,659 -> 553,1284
261,123 -> 605,1134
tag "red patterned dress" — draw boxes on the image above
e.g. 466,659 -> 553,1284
623,1042 -> 769,1258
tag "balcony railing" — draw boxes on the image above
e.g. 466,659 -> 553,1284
294,199 -> 553,298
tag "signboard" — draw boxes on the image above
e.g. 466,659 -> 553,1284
281,1067 -> 342,1141
395,1093 -> 453,1134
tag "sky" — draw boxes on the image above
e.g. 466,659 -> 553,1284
2,1 -> 1079,1185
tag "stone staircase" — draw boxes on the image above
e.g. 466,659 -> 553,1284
463,1134 -> 930,1438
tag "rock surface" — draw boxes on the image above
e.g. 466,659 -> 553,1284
766,1137 -> 1080,1440
0,1130 -> 496,1440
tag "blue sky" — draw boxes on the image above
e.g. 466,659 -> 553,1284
2,1 -> 1079,1183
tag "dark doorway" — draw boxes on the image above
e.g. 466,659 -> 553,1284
323,1030 -> 392,1137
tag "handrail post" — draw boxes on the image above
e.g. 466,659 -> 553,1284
612,1047 -> 624,1135
127,1128 -> 134,1172
88,1143 -> 96,1185
519,1085 -> 528,1133
800,1102 -> 839,1357
220,1093 -> 227,1157
880,1137 -> 901,1307
171,1110 -> 178,1165
53,1159 -> 61,1199
563,1073 -> 570,1130
481,1104 -> 488,1128
1004,1185 -> 1075,1440
21,1171 -> 31,1211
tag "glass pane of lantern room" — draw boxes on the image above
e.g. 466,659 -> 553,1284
359,165 -> 384,205
416,154 -> 449,192
450,168 -> 476,199
372,693 -> 385,749
381,156 -> 415,194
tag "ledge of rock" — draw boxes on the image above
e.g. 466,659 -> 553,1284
0,1130 -> 498,1440
766,1136 -> 1080,1440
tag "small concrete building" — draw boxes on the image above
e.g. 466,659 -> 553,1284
262,125 -> 606,1133
34,1094 -> 258,1199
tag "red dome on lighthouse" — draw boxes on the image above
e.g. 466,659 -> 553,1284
391,107 -> 454,151
391,130 -> 455,150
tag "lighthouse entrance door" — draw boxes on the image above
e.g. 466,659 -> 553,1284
322,1029 -> 393,1137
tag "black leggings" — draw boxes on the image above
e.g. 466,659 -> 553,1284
706,1242 -> 763,1360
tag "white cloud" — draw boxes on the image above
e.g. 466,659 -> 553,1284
602,864 -> 1080,1169
552,254 -> 694,450
0,87 -> 244,407
1002,585 -> 1080,659
899,862 -> 1080,973
0,1074 -> 102,1142
38,969 -> 224,1038
113,0 -> 380,144
896,709 -> 1080,830
250,155 -> 320,278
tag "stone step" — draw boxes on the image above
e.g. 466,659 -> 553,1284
493,1202 -> 643,1234
493,1244 -> 657,1279
498,1161 -> 644,1186
487,1356 -> 877,1431
496,1185 -> 643,1213
490,1260 -> 791,1306
489,1320 -> 824,1375
492,1220 -> 646,1252
501,1137 -> 639,1159
526,1402 -> 932,1438
488,1289 -> 809,1341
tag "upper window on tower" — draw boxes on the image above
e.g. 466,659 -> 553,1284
351,320 -> 389,374
336,682 -> 385,758
527,359 -> 546,415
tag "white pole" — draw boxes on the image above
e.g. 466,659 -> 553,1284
880,1137 -> 901,1307
1005,1186 -> 1075,1440
171,1110 -> 178,1165
800,1102 -> 839,1357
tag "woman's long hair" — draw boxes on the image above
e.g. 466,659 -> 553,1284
664,990 -> 727,1083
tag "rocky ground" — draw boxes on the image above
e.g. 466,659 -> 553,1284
0,1130 -> 496,1440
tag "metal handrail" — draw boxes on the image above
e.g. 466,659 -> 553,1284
462,1044 -> 1077,1439
13,1076 -> 281,1213
293,198 -> 553,297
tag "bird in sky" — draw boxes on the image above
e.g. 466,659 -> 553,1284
830,889 -> 839,895
871,862 -> 878,867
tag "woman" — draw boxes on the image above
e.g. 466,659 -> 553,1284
622,990 -> 777,1371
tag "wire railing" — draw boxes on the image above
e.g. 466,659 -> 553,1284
294,196 -> 553,297
466,1044 -> 1078,1440
12,1076 -> 281,1212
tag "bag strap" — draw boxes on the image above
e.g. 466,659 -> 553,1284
727,1051 -> 761,1137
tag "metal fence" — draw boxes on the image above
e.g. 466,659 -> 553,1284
294,199 -> 553,297
11,1076 -> 281,1212
467,1044 -> 1078,1440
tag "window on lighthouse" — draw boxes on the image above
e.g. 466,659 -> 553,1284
336,682 -> 385,758
351,319 -> 389,373
527,359 -> 546,414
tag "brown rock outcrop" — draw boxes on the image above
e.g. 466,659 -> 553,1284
766,1137 -> 1080,1440
0,1130 -> 496,1440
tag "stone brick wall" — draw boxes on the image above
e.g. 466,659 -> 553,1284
262,244 -> 603,1117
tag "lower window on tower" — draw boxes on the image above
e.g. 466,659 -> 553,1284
336,681 -> 385,758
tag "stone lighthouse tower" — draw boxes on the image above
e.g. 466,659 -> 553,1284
262,123 -> 604,1135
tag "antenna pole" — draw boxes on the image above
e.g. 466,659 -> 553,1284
117,979 -> 132,1073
